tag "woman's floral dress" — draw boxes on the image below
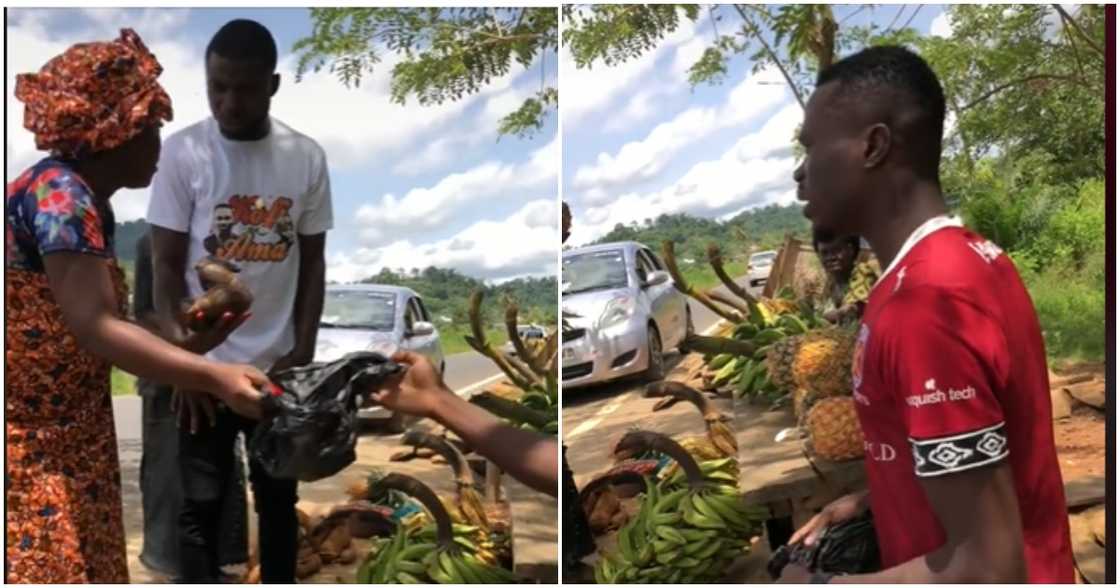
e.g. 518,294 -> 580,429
5,158 -> 130,583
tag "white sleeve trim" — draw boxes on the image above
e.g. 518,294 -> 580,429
909,422 -> 1009,478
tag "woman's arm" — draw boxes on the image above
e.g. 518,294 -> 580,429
43,251 -> 267,416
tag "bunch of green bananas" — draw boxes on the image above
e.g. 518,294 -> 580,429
595,433 -> 767,584
357,522 -> 515,584
357,473 -> 517,584
659,456 -> 739,488
702,302 -> 825,402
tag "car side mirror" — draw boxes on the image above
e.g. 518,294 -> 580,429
644,270 -> 670,288
409,321 -> 435,337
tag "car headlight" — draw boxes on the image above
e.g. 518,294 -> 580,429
597,295 -> 636,330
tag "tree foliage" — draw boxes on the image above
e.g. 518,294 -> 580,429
293,7 -> 558,138
590,203 -> 811,261
358,266 -> 557,330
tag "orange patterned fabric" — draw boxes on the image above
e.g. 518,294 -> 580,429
14,28 -> 172,157
5,263 -> 131,583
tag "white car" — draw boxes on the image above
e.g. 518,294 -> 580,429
503,324 -> 547,358
561,241 -> 693,390
747,250 -> 778,288
314,285 -> 445,431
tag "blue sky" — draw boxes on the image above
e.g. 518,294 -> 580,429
6,7 -> 559,283
562,4 -> 950,246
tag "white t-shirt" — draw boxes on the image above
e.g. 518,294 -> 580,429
147,117 -> 333,369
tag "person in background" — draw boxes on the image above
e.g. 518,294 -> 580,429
5,28 -> 266,584
133,230 -> 250,581
146,19 -> 331,583
811,229 -> 879,325
784,45 -> 1072,583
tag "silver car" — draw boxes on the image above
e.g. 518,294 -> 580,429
314,285 -> 445,428
747,250 -> 778,287
503,324 -> 547,358
561,241 -> 693,389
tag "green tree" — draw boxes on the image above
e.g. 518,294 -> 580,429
293,7 -> 558,138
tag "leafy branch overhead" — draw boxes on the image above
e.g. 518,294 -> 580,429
293,7 -> 558,138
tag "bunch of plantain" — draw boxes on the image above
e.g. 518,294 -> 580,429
640,381 -> 739,484
594,432 -> 767,584
400,431 -> 491,530
464,291 -> 559,435
356,473 -> 517,584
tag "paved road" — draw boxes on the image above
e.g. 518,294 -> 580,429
562,278 -> 759,487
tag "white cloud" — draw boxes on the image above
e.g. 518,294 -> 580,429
929,10 -> 953,38
571,65 -> 790,193
356,136 -> 558,247
328,198 -> 558,283
569,103 -> 804,245
562,15 -> 703,126
7,9 -> 534,222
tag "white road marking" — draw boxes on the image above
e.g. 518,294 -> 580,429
563,318 -> 729,440
453,372 -> 507,398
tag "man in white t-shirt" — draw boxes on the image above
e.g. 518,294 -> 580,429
146,19 -> 332,583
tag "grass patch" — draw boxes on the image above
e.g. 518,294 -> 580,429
1024,267 -> 1105,363
111,367 -> 137,396
439,325 -> 510,356
678,258 -> 748,292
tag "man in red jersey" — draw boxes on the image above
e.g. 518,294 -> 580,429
779,46 -> 1074,584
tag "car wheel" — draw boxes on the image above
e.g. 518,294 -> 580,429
643,324 -> 665,382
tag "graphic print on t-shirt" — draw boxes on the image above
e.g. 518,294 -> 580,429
203,194 -> 297,263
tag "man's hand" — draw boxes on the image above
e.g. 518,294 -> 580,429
789,491 -> 868,547
777,563 -> 813,584
172,388 -> 217,434
270,347 -> 314,375
367,351 -> 451,420
207,362 -> 270,420
181,311 -> 251,354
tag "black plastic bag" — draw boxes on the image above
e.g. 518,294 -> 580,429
249,351 -> 403,482
767,510 -> 881,579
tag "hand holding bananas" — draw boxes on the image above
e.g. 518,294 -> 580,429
369,351 -> 559,497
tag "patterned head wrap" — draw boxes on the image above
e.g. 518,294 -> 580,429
14,28 -> 173,158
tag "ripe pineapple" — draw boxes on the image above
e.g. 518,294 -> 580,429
805,397 -> 864,461
765,334 -> 801,391
791,328 -> 856,397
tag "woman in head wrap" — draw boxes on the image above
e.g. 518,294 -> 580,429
6,29 -> 269,583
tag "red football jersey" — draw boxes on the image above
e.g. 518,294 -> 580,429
852,221 -> 1074,582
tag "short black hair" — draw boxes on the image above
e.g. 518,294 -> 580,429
816,45 -> 946,177
206,19 -> 278,72
812,228 -> 860,254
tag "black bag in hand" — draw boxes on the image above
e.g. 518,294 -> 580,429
249,351 -> 403,482
767,510 -> 880,579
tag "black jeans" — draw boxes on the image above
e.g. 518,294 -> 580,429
139,384 -> 248,578
177,406 -> 299,583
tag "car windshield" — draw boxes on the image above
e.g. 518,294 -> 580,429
562,249 -> 629,295
320,290 -> 396,330
751,252 -> 777,265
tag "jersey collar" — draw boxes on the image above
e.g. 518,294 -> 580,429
873,214 -> 963,289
